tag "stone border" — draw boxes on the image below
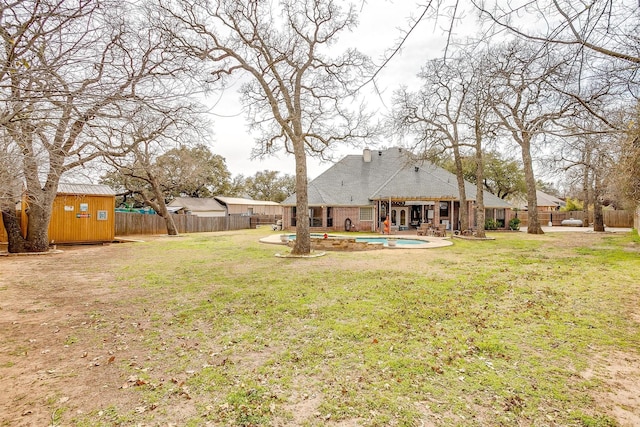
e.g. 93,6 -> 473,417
259,233 -> 453,250
275,251 -> 327,258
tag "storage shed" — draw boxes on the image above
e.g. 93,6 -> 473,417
23,183 -> 116,244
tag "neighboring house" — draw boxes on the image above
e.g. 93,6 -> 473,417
1,182 -> 116,244
214,196 -> 282,217
167,197 -> 226,217
281,147 -> 513,232
509,190 -> 566,212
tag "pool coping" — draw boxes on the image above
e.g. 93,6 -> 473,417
259,233 -> 453,249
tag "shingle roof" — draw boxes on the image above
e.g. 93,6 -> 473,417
214,196 -> 280,206
168,197 -> 225,211
508,190 -> 566,210
536,190 -> 565,208
282,147 -> 511,208
57,182 -> 116,196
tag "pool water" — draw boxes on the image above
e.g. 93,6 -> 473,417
289,234 -> 428,246
356,237 -> 427,245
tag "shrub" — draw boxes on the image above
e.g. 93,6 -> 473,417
561,198 -> 583,212
485,218 -> 499,230
509,217 -> 521,230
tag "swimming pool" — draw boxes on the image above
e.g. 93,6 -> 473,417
288,234 -> 429,247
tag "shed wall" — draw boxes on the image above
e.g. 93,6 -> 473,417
46,194 -> 115,243
0,218 -> 7,243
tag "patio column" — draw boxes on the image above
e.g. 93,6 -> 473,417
450,200 -> 454,230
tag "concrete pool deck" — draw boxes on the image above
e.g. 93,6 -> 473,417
259,233 -> 453,249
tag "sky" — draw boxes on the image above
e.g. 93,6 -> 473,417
206,1 -> 460,180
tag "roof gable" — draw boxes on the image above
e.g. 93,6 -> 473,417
168,197 -> 225,211
283,148 -> 512,208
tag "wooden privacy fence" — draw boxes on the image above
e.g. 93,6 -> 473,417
115,212 -> 251,236
516,210 -> 633,228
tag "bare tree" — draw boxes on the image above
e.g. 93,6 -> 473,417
471,0 -> 640,65
102,105 -> 210,236
486,40 -> 576,234
558,131 -> 616,231
390,55 -> 473,232
465,51 -> 501,238
0,0 -> 191,252
616,102 -> 640,207
157,0 -> 375,255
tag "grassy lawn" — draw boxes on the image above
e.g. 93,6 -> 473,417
3,229 -> 639,426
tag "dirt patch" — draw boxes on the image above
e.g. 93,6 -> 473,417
0,242 -> 155,426
582,351 -> 640,427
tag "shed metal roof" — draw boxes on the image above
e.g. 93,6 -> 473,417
57,182 -> 116,196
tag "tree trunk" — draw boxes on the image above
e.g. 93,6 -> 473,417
161,208 -> 179,236
520,136 -> 543,234
142,172 -> 179,236
474,120 -> 486,238
291,138 -> 310,255
151,188 -> 179,236
593,174 -> 605,232
23,197 -> 55,252
1,205 -> 30,253
582,150 -> 591,227
452,145 -> 469,232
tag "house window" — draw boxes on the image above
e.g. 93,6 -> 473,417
291,207 -> 297,226
439,201 -> 449,218
496,209 -> 505,228
327,207 -> 333,227
360,207 -> 373,221
310,206 -> 322,227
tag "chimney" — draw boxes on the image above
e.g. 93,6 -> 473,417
363,148 -> 372,163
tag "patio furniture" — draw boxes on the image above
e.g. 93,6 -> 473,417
434,224 -> 447,237
417,223 -> 431,236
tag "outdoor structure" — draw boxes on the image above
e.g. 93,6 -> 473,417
214,196 -> 282,217
281,147 -> 513,233
0,183 -> 116,245
509,190 -> 566,212
167,197 -> 226,217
